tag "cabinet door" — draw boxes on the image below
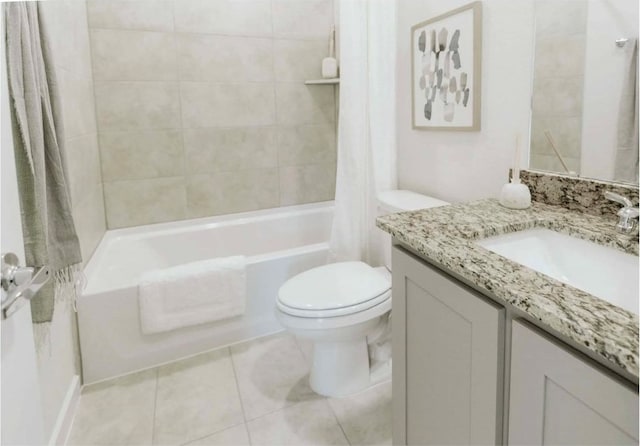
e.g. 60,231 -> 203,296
509,321 -> 639,445
392,247 -> 505,445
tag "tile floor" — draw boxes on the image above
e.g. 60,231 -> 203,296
67,333 -> 392,446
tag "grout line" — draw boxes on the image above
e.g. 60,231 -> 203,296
228,346 -> 248,423
87,25 -> 328,42
83,0 -> 109,233
168,0 -> 190,220
228,347 -> 253,445
150,368 -> 160,445
327,400 -> 352,446
178,422 -> 248,446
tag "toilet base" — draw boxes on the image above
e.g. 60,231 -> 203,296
309,337 -> 371,397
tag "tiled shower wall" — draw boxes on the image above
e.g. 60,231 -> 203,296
87,0 -> 337,228
529,0 -> 586,174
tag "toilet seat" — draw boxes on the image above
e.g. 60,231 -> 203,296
277,289 -> 391,318
277,261 -> 391,318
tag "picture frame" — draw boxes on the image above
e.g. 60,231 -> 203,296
411,2 -> 482,131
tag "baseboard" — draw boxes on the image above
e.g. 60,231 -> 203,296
48,375 -> 80,446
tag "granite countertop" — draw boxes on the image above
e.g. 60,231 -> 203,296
376,198 -> 639,380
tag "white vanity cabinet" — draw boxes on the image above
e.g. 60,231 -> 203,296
392,246 -> 505,445
509,321 -> 639,445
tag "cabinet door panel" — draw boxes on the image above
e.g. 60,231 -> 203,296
393,247 -> 504,445
509,321 -> 639,445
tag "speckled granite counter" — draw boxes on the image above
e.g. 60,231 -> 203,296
377,199 -> 639,381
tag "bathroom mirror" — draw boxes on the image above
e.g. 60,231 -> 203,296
528,0 -> 639,185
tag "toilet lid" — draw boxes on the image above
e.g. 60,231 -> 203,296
277,261 -> 391,311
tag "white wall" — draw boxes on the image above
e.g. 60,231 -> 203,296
396,0 -> 535,203
581,0 -> 638,182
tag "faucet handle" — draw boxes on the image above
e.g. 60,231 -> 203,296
618,207 -> 640,219
604,191 -> 634,208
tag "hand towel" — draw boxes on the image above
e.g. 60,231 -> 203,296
138,256 -> 246,335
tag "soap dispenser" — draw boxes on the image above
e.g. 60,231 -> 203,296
499,135 -> 531,210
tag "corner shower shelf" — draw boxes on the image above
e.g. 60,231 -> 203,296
304,78 -> 340,85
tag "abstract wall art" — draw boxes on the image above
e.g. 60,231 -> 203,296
411,2 -> 482,131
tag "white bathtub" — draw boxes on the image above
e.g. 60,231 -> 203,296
78,202 -> 333,384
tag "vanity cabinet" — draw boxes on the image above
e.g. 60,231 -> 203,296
509,321 -> 639,445
392,245 -> 639,446
392,246 -> 505,445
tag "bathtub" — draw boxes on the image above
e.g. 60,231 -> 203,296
78,202 -> 333,384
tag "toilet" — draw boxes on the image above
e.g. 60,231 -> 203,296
275,190 -> 449,397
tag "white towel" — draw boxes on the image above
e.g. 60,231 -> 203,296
138,256 -> 246,335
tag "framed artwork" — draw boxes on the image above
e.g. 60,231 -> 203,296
411,2 -> 482,131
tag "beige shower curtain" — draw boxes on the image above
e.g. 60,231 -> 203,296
4,2 -> 82,323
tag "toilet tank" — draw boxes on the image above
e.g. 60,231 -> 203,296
377,190 -> 449,270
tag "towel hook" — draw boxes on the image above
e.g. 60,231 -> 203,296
615,38 -> 629,48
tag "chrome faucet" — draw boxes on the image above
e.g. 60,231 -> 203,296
604,191 -> 639,234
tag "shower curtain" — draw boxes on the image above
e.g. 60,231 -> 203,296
4,2 -> 82,323
329,0 -> 397,266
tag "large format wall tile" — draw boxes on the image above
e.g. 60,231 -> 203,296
88,0 -> 337,228
534,34 -> 585,79
184,127 -> 277,174
186,169 -> 279,217
274,39 -> 327,81
87,0 -> 174,32
104,177 -> 187,228
180,82 -> 276,128
99,130 -> 184,181
65,134 -> 102,208
279,163 -> 336,206
532,77 -> 584,117
59,74 -> 98,139
72,182 -> 106,264
530,116 -> 582,158
39,0 -> 93,79
535,0 -> 588,37
275,84 -> 335,125
173,0 -> 272,36
177,34 -> 273,83
94,81 -> 181,130
277,124 -> 336,166
91,29 -> 177,81
272,0 -> 334,39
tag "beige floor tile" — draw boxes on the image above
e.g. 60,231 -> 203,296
67,369 -> 157,446
293,337 -> 314,366
230,333 -> 320,420
328,381 -> 392,446
153,349 -> 244,445
182,423 -> 250,446
247,399 -> 349,446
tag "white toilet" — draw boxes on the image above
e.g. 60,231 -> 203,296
275,190 -> 449,397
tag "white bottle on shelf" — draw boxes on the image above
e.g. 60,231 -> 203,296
322,27 -> 338,79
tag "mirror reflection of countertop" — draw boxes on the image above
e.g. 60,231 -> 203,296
376,198 -> 639,381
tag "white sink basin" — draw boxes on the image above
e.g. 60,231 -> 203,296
477,228 -> 639,315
